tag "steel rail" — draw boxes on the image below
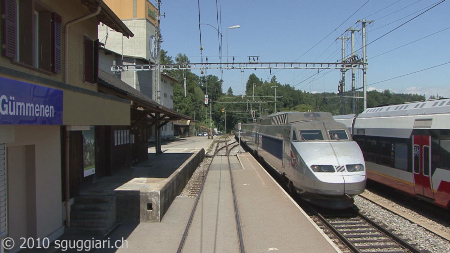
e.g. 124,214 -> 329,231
316,212 -> 361,253
227,143 -> 245,253
315,209 -> 422,253
357,210 -> 422,253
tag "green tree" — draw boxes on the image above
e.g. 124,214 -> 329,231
226,87 -> 233,96
246,73 -> 263,96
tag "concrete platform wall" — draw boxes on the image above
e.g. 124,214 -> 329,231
157,148 -> 205,221
117,149 -> 205,223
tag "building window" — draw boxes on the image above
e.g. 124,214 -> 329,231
164,93 -> 167,98
84,36 -> 99,83
114,129 -> 130,146
2,0 -> 61,73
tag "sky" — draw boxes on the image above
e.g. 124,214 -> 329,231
155,0 -> 450,99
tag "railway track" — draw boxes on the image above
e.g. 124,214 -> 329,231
177,136 -> 244,253
311,207 -> 423,253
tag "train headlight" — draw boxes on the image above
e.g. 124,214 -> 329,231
311,165 -> 335,172
346,164 -> 365,172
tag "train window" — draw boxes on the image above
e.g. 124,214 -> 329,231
395,106 -> 399,110
420,103 -> 425,108
386,107 -> 391,111
433,102 -> 439,107
440,139 -> 450,170
413,144 -> 420,173
404,105 -> 409,109
395,143 -> 408,171
329,130 -> 348,140
414,104 -> 420,108
440,101 -> 446,106
423,146 -> 430,176
446,101 -> 450,105
292,130 -> 298,141
299,130 -> 323,141
379,140 -> 395,167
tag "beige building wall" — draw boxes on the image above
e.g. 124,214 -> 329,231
63,89 -> 130,126
103,0 -> 156,22
6,126 -> 63,252
0,0 -> 99,92
99,19 -> 156,61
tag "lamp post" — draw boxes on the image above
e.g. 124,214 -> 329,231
225,110 -> 227,134
226,25 -> 240,64
271,86 -> 278,113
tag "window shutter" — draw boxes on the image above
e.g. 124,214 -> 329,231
2,0 -> 16,59
93,39 -> 99,83
84,37 -> 93,83
0,143 -> 7,237
52,12 -> 62,73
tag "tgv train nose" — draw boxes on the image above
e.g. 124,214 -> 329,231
314,174 -> 366,196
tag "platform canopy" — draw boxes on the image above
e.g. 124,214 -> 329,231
98,70 -> 191,130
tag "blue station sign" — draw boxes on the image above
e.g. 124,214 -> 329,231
0,77 -> 63,125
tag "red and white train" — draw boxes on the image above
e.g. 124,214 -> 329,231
335,99 -> 450,209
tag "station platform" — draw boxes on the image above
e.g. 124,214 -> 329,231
104,144 -> 340,252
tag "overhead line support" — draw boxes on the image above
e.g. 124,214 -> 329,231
111,62 -> 364,72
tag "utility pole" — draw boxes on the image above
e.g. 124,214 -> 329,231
337,35 -> 348,115
155,0 -> 162,154
224,110 -> 226,134
359,19 -> 372,111
271,86 -> 278,113
210,99 -> 212,137
347,27 -> 359,114
252,83 -> 255,101
251,83 -> 255,112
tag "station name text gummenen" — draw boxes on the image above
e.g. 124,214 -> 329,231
0,95 -> 55,118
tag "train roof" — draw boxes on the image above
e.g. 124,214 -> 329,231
358,99 -> 450,118
261,112 -> 334,125
354,99 -> 450,138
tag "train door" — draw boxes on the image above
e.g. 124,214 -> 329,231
412,135 -> 434,199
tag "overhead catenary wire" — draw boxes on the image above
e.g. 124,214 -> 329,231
272,0 -> 371,83
344,0 -> 446,60
363,0 -> 403,19
291,0 -> 371,63
285,1 -> 372,90
369,62 -> 450,86
370,0 -> 423,21
369,26 -> 450,60
369,1 -> 443,33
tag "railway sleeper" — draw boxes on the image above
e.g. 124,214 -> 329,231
344,233 -> 384,238
333,225 -> 372,229
349,238 -> 393,243
338,229 -> 379,233
330,220 -> 367,225
356,244 -> 403,249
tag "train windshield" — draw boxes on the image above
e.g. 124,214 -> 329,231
299,130 -> 324,141
328,130 -> 349,140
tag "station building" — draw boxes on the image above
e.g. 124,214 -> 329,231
98,0 -> 178,140
0,0 -> 134,250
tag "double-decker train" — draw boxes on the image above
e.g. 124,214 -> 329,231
335,99 -> 450,209
235,112 -> 366,209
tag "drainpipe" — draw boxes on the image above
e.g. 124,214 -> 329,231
63,6 -> 101,228
64,6 -> 101,84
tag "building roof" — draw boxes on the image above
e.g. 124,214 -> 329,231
79,0 -> 134,38
98,70 -> 190,121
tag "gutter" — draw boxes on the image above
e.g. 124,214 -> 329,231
63,6 -> 101,228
